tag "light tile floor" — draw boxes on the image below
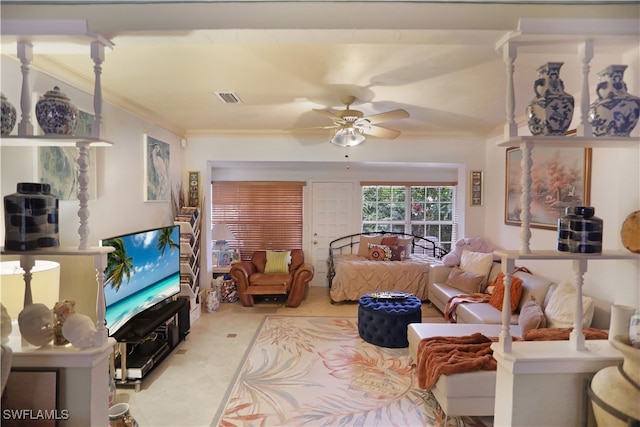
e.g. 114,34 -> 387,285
114,286 -> 444,426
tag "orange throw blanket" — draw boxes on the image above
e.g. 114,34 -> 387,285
416,328 -> 609,390
416,333 -> 497,389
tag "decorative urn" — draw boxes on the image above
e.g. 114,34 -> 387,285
589,65 -> 640,137
590,335 -> 640,426
526,62 -> 575,136
1,92 -> 17,135
35,86 -> 78,135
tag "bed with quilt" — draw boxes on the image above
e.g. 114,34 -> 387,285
328,232 -> 447,303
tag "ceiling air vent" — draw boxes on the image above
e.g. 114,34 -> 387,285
215,92 -> 242,104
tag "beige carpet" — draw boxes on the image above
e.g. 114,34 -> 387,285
212,315 -> 492,427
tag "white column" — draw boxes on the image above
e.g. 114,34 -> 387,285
90,41 -> 105,138
93,252 -> 109,347
519,141 -> 533,254
76,141 -> 91,250
577,41 -> 594,137
16,41 -> 34,136
502,41 -> 518,139
570,258 -> 587,351
497,257 -> 515,353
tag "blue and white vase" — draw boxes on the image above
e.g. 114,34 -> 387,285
589,65 -> 640,137
526,62 -> 575,136
1,92 -> 17,136
35,86 -> 78,135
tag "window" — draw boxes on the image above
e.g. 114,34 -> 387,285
211,181 -> 305,259
362,184 -> 456,251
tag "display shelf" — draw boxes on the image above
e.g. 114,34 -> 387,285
491,18 -> 640,351
496,135 -> 640,148
0,135 -> 114,147
494,250 -> 638,261
175,207 -> 201,322
490,19 -> 639,426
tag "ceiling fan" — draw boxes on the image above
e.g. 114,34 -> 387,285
312,95 -> 410,147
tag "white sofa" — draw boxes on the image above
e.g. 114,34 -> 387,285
411,261 -> 603,418
428,262 -> 555,325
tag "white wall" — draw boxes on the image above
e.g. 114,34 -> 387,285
1,56 -> 182,319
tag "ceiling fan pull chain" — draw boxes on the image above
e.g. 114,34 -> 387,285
345,146 -> 350,170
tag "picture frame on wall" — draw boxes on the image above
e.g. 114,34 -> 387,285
144,134 -> 171,202
470,170 -> 483,206
188,171 -> 200,207
36,110 -> 97,200
505,146 -> 592,230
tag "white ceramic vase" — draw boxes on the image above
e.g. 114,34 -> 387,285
590,335 -> 640,426
1,92 -> 16,135
35,86 -> 78,135
526,62 -> 575,136
589,65 -> 640,137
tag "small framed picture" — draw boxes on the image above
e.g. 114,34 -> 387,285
212,250 -> 220,267
188,171 -> 200,207
470,170 -> 483,206
218,251 -> 233,266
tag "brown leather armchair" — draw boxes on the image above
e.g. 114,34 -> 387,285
229,249 -> 314,307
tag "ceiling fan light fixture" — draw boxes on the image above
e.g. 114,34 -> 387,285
331,127 -> 366,147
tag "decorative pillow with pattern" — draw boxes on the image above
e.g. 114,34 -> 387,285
368,244 -> 392,261
367,244 -> 405,261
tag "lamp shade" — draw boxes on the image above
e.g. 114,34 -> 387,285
0,260 -> 60,319
212,223 -> 235,241
331,127 -> 366,147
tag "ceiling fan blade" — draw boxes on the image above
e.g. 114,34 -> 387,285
364,109 -> 410,125
312,108 -> 342,120
363,125 -> 401,140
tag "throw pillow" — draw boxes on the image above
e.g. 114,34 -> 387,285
460,250 -> 494,288
487,273 -> 523,314
442,237 -> 499,267
544,280 -> 595,328
264,250 -> 291,274
518,296 -> 546,337
367,244 -> 393,261
388,245 -> 405,261
381,236 -> 398,245
445,266 -> 485,294
358,235 -> 383,257
397,237 -> 413,259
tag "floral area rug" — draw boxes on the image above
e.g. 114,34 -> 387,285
212,316 -> 493,427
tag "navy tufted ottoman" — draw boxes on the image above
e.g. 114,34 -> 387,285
358,293 -> 422,348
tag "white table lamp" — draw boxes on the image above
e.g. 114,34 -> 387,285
0,260 -> 61,319
212,223 -> 235,251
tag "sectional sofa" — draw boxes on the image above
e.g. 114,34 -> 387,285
408,257 -> 603,418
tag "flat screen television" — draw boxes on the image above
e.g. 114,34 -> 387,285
100,225 -> 181,336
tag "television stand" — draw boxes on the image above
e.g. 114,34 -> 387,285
112,298 -> 190,391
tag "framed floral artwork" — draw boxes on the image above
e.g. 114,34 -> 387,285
505,146 -> 592,230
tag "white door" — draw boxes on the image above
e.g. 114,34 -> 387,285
310,182 -> 356,286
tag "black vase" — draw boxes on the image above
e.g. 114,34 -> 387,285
557,206 -> 602,253
4,183 -> 59,251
